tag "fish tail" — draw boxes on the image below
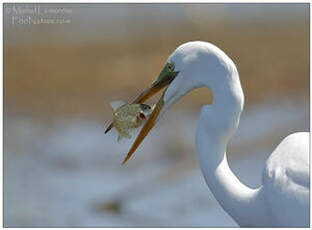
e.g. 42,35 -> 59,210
117,133 -> 131,142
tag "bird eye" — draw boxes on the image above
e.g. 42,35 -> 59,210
167,63 -> 174,71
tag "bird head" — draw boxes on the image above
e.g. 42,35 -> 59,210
116,41 -> 240,164
119,42 -> 201,164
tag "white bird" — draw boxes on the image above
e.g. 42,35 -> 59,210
106,41 -> 309,227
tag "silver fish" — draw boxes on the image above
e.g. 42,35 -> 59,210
109,100 -> 154,141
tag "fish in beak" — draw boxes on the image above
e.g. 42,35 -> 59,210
105,62 -> 179,164
109,101 -> 154,142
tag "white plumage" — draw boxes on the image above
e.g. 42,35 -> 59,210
160,41 -> 309,227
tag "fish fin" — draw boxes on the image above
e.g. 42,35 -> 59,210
151,104 -> 156,110
117,131 -> 131,142
110,100 -> 126,111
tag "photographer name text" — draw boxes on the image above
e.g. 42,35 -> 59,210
5,5 -> 72,25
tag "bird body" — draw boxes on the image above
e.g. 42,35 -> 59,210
262,132 -> 309,226
174,42 -> 309,227
108,41 -> 309,227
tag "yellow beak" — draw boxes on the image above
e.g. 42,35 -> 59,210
121,91 -> 166,165
105,62 -> 178,165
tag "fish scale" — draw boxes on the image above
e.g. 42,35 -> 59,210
110,102 -> 153,141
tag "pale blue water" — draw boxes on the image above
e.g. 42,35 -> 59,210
4,98 -> 309,227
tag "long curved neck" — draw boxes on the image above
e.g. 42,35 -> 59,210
195,72 -> 268,227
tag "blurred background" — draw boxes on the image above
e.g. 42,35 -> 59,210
4,3 -> 309,227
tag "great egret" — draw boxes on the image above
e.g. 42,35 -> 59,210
106,41 -> 309,227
